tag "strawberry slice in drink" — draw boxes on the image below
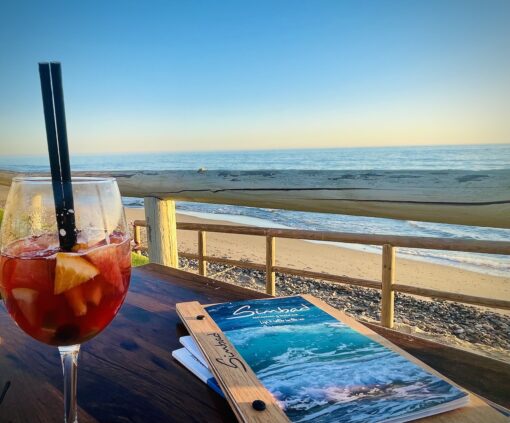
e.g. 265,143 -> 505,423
86,244 -> 124,292
2,256 -> 54,293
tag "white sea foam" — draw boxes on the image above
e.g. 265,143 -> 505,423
233,320 -> 464,422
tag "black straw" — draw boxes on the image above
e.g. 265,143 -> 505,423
38,62 -> 77,251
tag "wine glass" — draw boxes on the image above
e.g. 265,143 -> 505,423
0,177 -> 132,422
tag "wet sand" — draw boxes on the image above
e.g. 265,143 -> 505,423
125,207 -> 510,305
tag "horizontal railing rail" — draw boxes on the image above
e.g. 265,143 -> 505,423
133,219 -> 510,329
139,221 -> 510,255
3,168 -> 509,228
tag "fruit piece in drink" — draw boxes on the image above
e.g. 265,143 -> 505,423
54,253 -> 99,295
12,287 -> 39,326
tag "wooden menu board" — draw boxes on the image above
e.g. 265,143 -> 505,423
176,300 -> 289,422
176,295 -> 506,423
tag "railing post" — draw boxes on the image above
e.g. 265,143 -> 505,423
198,230 -> 207,276
144,197 -> 178,267
133,223 -> 142,255
266,236 -> 276,296
381,244 -> 395,328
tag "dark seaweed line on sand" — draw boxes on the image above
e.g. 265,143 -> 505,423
152,188 -> 510,206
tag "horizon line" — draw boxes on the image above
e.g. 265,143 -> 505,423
1,142 -> 509,158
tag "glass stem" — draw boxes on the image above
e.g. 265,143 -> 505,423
58,344 -> 80,423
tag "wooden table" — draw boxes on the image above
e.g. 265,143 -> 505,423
0,264 -> 506,422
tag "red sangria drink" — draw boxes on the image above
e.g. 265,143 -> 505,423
0,233 -> 131,346
0,176 -> 132,422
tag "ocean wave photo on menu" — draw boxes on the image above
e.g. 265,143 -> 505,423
205,296 -> 468,423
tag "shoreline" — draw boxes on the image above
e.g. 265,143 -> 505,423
2,182 -> 508,277
170,208 -> 510,277
127,202 -> 510,278
124,207 -> 510,306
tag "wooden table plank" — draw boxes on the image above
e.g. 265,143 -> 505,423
0,263 -> 507,422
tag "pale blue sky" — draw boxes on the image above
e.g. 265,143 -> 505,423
0,0 -> 509,155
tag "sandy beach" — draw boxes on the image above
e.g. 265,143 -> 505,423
124,207 -> 510,304
1,180 -> 508,307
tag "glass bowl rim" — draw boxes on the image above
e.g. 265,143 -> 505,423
12,176 -> 116,184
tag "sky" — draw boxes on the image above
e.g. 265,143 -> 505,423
0,0 -> 509,155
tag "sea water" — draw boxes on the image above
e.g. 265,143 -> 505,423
1,144 -> 509,276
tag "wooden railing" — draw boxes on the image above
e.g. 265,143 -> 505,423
133,219 -> 510,329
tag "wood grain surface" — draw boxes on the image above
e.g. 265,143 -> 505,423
177,301 -> 289,422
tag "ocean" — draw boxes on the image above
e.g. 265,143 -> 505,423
1,144 -> 509,276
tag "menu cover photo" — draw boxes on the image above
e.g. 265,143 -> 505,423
204,296 -> 468,423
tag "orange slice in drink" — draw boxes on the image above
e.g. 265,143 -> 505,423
54,253 -> 99,295
64,281 -> 103,317
84,280 -> 103,306
64,285 -> 88,316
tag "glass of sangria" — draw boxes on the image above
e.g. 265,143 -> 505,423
0,177 -> 131,422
